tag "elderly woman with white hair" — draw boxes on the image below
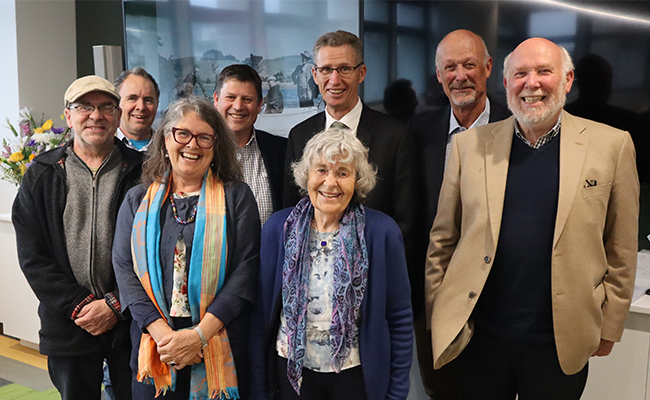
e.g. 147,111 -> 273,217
250,128 -> 413,400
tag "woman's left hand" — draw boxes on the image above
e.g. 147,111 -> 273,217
157,329 -> 204,370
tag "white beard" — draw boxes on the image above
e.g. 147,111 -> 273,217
507,82 -> 567,129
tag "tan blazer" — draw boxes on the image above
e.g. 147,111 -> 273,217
425,111 -> 639,375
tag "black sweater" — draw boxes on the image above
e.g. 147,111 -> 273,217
12,139 -> 142,355
473,134 -> 560,344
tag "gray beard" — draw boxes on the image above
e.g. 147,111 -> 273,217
507,89 -> 566,129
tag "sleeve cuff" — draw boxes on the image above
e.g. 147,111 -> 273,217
71,294 -> 95,320
104,292 -> 124,319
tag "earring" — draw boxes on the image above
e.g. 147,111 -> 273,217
165,152 -> 169,158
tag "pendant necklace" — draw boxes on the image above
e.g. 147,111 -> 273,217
312,227 -> 337,250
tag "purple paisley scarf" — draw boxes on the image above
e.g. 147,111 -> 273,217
281,197 -> 368,394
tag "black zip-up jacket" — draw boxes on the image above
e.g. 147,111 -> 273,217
12,138 -> 143,356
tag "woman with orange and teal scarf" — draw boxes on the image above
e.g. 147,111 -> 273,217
113,97 -> 260,400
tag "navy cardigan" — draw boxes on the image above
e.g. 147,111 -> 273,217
250,206 -> 413,400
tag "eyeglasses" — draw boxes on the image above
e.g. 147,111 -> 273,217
68,103 -> 119,115
171,127 -> 217,149
314,62 -> 364,77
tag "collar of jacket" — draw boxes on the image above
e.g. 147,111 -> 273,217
33,137 -> 144,173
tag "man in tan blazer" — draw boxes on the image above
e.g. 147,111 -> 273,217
425,37 -> 639,399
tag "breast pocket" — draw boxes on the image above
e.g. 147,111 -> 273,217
581,183 -> 611,199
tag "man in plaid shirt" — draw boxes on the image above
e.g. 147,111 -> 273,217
214,64 -> 287,225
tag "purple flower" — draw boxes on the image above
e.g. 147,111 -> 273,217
26,139 -> 36,147
19,123 -> 31,137
51,126 -> 65,134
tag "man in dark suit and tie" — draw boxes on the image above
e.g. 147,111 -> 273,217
214,64 -> 286,225
283,30 -> 419,287
409,29 -> 510,399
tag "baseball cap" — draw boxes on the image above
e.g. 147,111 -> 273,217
64,75 -> 120,106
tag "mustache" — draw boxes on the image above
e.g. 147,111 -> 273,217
519,90 -> 547,97
449,82 -> 476,90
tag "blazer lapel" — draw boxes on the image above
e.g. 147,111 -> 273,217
485,118 -> 515,246
356,105 -> 374,148
554,111 -> 588,247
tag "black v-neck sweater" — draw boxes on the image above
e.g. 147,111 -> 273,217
473,133 -> 560,344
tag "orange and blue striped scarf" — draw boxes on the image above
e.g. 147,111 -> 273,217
131,170 -> 239,399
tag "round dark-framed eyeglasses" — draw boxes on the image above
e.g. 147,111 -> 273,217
171,127 -> 217,149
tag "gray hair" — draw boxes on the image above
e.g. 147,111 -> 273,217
503,43 -> 574,79
292,128 -> 377,201
114,67 -> 160,101
313,30 -> 363,65
435,33 -> 490,71
142,96 -> 242,187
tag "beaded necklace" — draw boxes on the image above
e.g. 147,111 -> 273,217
170,194 -> 198,225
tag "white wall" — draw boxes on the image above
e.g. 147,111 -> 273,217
0,0 -> 19,127
0,0 -> 77,343
15,0 -> 77,125
0,0 -> 77,214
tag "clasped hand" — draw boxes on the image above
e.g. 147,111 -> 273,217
157,329 -> 204,370
74,299 -> 117,336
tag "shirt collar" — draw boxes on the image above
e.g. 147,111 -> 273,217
116,127 -> 153,143
325,97 -> 363,132
116,127 -> 128,142
514,113 -> 562,149
448,97 -> 491,135
241,128 -> 258,148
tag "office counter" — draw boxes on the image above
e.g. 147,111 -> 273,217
583,296 -> 650,399
0,213 -> 39,348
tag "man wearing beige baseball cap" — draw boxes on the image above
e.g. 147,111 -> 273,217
12,75 -> 144,400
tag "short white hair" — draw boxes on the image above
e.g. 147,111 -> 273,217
503,43 -> 574,78
291,128 -> 377,201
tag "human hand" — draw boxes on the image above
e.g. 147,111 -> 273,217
591,338 -> 615,357
157,329 -> 204,370
74,300 -> 117,335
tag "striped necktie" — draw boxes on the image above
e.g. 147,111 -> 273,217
330,121 -> 349,130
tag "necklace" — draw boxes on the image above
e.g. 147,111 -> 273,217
170,195 -> 197,225
312,228 -> 338,250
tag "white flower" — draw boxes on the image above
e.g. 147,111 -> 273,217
9,136 -> 29,151
32,133 -> 55,144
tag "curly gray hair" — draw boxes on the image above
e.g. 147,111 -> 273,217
291,128 -> 377,201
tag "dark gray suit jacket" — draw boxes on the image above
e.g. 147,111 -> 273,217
256,129 -> 287,213
410,100 -> 511,234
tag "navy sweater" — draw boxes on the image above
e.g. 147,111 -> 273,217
473,134 -> 560,343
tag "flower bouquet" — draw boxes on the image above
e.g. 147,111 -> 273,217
1,109 -> 71,186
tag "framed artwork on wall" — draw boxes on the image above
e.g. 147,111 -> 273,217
124,0 -> 359,137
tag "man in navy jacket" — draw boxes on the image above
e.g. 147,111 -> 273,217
214,64 -> 286,225
409,29 -> 510,399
